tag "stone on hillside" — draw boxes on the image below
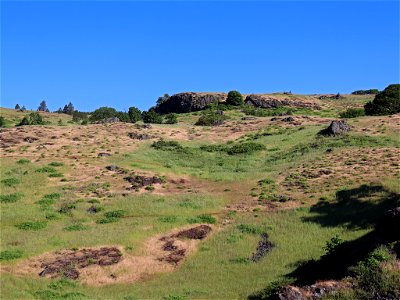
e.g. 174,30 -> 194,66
319,120 -> 350,136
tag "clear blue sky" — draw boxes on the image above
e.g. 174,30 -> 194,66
1,1 -> 399,112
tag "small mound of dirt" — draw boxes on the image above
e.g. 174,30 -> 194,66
160,249 -> 186,264
39,247 -> 122,280
250,233 -> 275,262
124,175 -> 164,189
174,225 -> 212,240
162,240 -> 178,251
128,132 -> 151,140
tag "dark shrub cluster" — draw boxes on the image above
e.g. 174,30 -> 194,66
195,112 -> 228,126
226,90 -> 244,106
151,139 -> 184,151
164,113 -> 178,124
17,112 -> 45,126
339,108 -> 365,118
352,89 -> 379,95
142,110 -> 163,124
364,84 -> 400,115
200,142 -> 265,155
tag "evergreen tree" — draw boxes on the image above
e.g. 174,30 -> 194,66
38,101 -> 48,112
15,104 -> 21,110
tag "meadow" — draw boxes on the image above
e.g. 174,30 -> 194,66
0,94 -> 399,299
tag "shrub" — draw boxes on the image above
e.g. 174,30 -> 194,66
36,166 -> 58,173
0,193 -> 23,203
226,142 -> 265,155
226,90 -> 244,106
17,112 -> 45,126
164,113 -> 178,124
352,89 -> 379,95
352,247 -> 400,299
151,139 -> 183,151
142,110 -> 163,124
339,108 -> 365,118
1,177 -> 20,187
104,210 -> 127,218
16,221 -> 47,230
195,112 -> 228,126
0,250 -> 23,261
48,162 -> 64,167
323,235 -> 344,255
159,216 -> 178,223
128,106 -> 142,123
89,107 -> 118,122
116,111 -> 130,123
17,158 -> 30,164
0,116 -> 5,127
364,84 -> 400,115
187,214 -> 217,224
237,224 -> 264,234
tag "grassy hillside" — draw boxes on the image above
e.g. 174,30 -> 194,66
0,95 -> 398,299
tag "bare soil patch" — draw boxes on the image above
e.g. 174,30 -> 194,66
7,225 -> 213,285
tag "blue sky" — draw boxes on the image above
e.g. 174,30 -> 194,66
1,1 -> 399,112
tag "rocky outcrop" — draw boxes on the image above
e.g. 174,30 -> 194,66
319,120 -> 350,136
154,92 -> 227,114
245,95 -> 321,110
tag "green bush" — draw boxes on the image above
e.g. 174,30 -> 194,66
340,108 -> 365,118
0,116 -> 5,127
17,112 -> 45,126
104,210 -> 127,218
16,221 -> 47,230
323,235 -> 344,255
195,112 -> 228,126
89,107 -> 118,122
0,250 -> 23,261
0,193 -> 23,203
226,142 -> 265,155
1,177 -> 20,187
17,158 -> 30,164
364,84 -> 400,115
352,247 -> 400,299
128,106 -> 142,123
226,90 -> 244,106
36,166 -> 58,173
151,139 -> 184,151
142,110 -> 163,124
237,224 -> 264,235
352,89 -> 379,95
164,113 -> 178,124
187,214 -> 217,224
48,162 -> 64,167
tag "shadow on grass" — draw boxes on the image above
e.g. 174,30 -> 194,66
288,184 -> 399,285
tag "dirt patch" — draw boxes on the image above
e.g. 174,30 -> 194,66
7,225 -> 213,285
38,247 -> 122,280
173,225 -> 212,240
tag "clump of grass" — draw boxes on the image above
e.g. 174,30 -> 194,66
237,224 -> 264,235
227,142 -> 265,155
15,221 -> 47,230
45,212 -> 60,220
178,201 -> 201,209
16,158 -> 30,164
0,193 -> 23,203
1,177 -> 20,187
163,295 -> 187,300
0,250 -> 23,261
48,162 -> 65,167
48,278 -> 76,290
36,166 -> 58,173
58,203 -> 76,214
104,210 -> 127,218
48,173 -> 64,178
159,216 -> 178,223
97,210 -> 127,224
229,256 -> 250,264
187,214 -> 217,224
64,223 -> 89,231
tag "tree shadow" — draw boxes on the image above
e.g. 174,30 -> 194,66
288,184 -> 399,285
302,184 -> 399,229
